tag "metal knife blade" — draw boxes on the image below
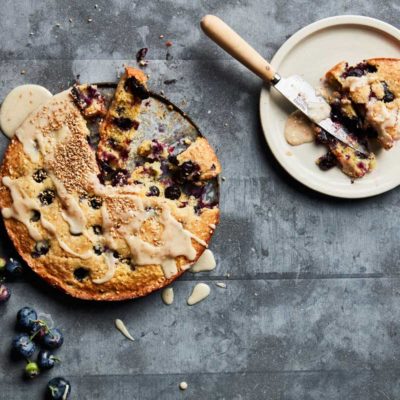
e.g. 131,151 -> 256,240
274,75 -> 369,155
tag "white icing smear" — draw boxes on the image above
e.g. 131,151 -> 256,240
284,110 -> 315,146
50,172 -> 86,235
115,319 -> 135,341
2,177 -> 92,260
187,283 -> 210,305
307,101 -> 331,123
15,90 -> 71,163
0,84 -> 52,138
93,253 -> 117,284
161,287 -> 174,305
189,249 -> 216,273
1,177 -> 42,240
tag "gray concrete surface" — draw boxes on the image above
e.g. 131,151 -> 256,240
1,1 -> 400,399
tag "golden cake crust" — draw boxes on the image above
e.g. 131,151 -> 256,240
0,70 -> 220,301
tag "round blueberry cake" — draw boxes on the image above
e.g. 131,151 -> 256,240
0,67 -> 221,300
315,58 -> 400,178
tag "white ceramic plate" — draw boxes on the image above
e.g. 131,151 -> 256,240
260,16 -> 400,198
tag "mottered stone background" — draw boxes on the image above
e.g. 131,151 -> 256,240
1,1 -> 400,399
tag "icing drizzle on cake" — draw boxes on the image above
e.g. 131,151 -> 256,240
2,87 -> 210,284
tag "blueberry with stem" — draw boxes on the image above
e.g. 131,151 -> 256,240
12,333 -> 36,358
17,307 -> 38,332
42,328 -> 64,349
30,319 -> 49,342
37,350 -> 60,370
46,377 -> 71,400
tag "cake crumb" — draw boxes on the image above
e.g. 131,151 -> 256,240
87,18 -> 93,23
179,381 -> 188,390
166,40 -> 173,47
216,282 -> 226,288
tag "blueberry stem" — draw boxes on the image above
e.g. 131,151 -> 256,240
29,319 -> 49,340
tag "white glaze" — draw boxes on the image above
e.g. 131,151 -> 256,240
161,287 -> 174,305
366,100 -> 400,141
50,172 -> 86,235
0,84 -> 52,138
307,101 -> 331,123
15,90 -> 71,163
115,319 -> 135,341
1,177 -> 43,241
284,110 -> 315,146
189,249 -> 216,273
187,283 -> 210,305
93,253 -> 117,284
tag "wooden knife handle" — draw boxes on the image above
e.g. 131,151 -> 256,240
200,15 -> 277,83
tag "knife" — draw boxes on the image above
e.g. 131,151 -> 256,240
200,15 -> 369,155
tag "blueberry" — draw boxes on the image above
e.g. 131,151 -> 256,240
25,361 -> 40,378
180,161 -> 196,175
113,251 -> 121,259
31,240 -> 50,258
42,328 -> 64,349
93,244 -> 104,255
30,210 -> 41,222
317,152 -> 338,171
73,267 -> 90,281
32,169 -> 48,183
342,62 -> 377,78
0,284 -> 11,304
89,196 -> 102,209
12,333 -> 36,358
5,258 -> 23,279
38,189 -> 55,205
111,169 -> 129,187
37,350 -> 59,370
382,82 -> 395,103
168,155 -> 178,165
124,76 -> 149,100
165,185 -> 181,200
120,257 -> 132,266
147,185 -> 160,197
112,117 -> 135,131
136,47 -> 148,63
17,306 -> 38,331
30,320 -> 48,341
46,377 -> 71,400
174,161 -> 200,183
92,225 -> 103,235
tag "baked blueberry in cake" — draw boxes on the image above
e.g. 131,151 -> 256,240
313,58 -> 400,178
0,67 -> 221,300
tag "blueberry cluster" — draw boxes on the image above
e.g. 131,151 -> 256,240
0,257 -> 25,304
10,306 -> 70,399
